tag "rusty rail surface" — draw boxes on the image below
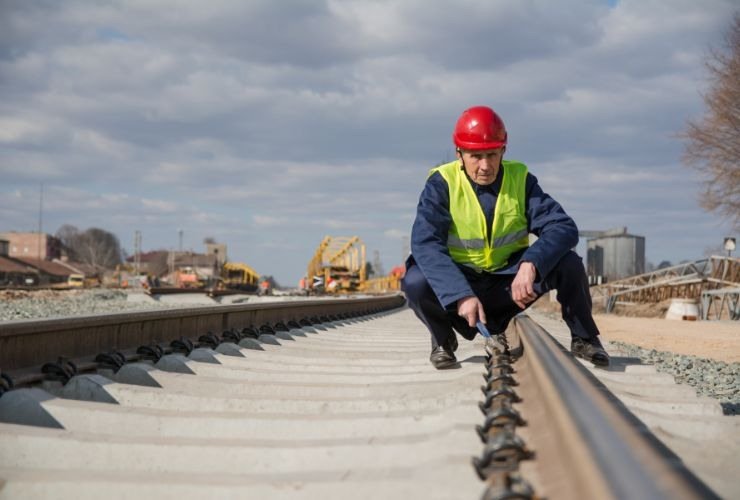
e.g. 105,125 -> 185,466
0,295 -> 405,375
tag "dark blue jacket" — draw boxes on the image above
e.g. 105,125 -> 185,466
409,161 -> 579,308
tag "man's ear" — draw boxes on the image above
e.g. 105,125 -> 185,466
455,148 -> 462,160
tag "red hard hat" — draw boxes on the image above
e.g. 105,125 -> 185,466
452,106 -> 507,150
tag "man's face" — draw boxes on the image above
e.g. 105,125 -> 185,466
457,147 -> 505,186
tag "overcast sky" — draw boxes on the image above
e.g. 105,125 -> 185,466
1,0 -> 737,285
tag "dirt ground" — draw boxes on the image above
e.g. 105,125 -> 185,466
593,314 -> 740,363
532,299 -> 740,363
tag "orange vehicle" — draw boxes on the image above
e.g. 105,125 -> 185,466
175,267 -> 202,288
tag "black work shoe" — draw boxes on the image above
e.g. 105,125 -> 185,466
571,337 -> 610,367
430,345 -> 457,369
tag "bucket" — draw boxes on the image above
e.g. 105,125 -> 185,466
665,299 -> 699,321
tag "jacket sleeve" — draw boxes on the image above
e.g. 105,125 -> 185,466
410,172 -> 475,308
521,173 -> 580,278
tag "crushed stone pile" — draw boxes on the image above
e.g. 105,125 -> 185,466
0,289 -> 182,322
611,341 -> 739,415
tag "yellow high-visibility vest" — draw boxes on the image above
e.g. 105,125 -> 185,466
430,160 -> 529,272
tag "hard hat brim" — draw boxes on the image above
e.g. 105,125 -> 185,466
453,135 -> 507,150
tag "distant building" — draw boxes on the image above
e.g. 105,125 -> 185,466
124,248 -> 223,288
586,227 -> 645,282
0,232 -> 61,260
12,257 -> 78,285
175,252 -> 220,280
0,257 -> 38,286
125,250 -> 170,276
0,239 -> 38,285
205,242 -> 227,266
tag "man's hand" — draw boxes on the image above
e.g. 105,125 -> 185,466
511,261 -> 537,309
457,296 -> 486,327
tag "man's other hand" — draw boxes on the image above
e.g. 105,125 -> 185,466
457,296 -> 486,327
511,262 -> 537,309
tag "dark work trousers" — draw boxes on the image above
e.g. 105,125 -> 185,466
402,251 -> 601,350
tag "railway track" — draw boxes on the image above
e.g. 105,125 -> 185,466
0,296 -> 726,499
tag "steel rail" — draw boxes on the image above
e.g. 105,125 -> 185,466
0,295 -> 405,374
513,315 -> 718,500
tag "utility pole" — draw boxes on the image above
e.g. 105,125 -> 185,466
401,235 -> 410,263
37,183 -> 44,260
178,229 -> 183,253
373,250 -> 385,277
134,230 -> 141,275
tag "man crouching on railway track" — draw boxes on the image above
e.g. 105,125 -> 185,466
402,105 -> 609,369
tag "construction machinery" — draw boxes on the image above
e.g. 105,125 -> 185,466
307,236 -> 366,294
67,274 -> 85,288
221,262 -> 259,292
360,265 -> 405,293
173,267 -> 203,289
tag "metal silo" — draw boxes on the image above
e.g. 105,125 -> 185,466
586,227 -> 645,282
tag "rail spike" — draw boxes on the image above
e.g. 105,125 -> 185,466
480,386 -> 522,412
94,351 -> 127,372
473,430 -> 535,477
221,329 -> 241,344
170,337 -> 195,355
136,344 -> 164,362
241,326 -> 260,339
198,332 -> 221,349
259,324 -> 276,335
479,407 -> 526,433
41,357 -> 77,384
481,374 -> 519,392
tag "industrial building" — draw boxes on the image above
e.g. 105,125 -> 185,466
585,227 -> 645,283
0,232 -> 61,261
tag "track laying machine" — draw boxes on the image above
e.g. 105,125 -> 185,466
307,236 -> 367,294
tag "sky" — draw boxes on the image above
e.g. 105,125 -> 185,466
1,0 -> 737,286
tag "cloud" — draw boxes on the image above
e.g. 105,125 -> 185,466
253,215 -> 288,226
0,0 -> 737,284
141,198 -> 179,213
0,117 -> 49,143
384,229 -> 408,239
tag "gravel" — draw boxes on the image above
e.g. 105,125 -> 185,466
611,341 -> 740,415
0,289 -> 183,321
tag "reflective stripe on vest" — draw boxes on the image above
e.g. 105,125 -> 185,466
430,160 -> 529,272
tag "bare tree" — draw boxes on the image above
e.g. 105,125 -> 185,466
77,228 -> 123,269
146,251 -> 171,277
55,225 -> 123,269
682,14 -> 740,230
56,224 -> 81,260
